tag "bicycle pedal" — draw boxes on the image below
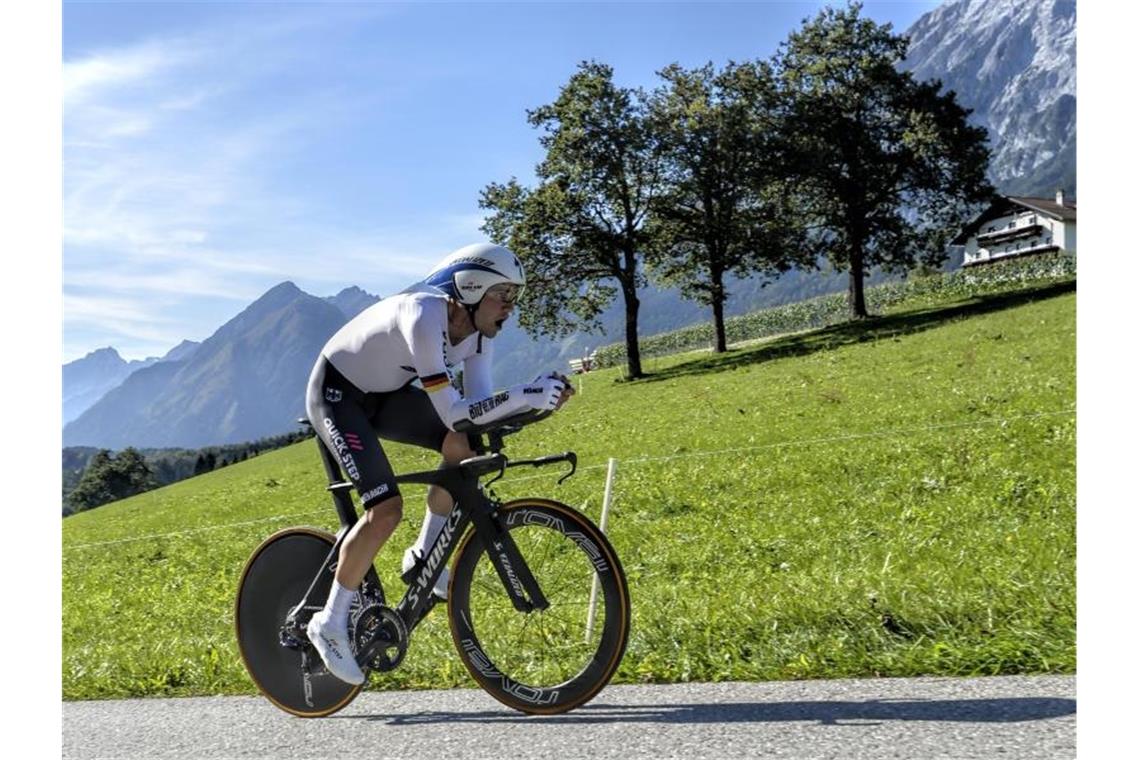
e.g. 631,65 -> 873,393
279,628 -> 305,651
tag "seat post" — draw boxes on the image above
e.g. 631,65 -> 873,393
314,434 -> 342,486
300,418 -> 359,529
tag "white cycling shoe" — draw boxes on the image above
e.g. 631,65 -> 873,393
403,547 -> 449,599
306,609 -> 365,685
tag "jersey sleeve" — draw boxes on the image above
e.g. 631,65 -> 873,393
401,299 -> 530,432
463,336 -> 494,401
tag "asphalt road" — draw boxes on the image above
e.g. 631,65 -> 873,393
63,674 -> 1075,760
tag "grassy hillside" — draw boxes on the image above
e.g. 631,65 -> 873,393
62,279 -> 1075,700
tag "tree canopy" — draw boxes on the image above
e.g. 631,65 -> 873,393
481,3 -> 996,368
65,448 -> 157,514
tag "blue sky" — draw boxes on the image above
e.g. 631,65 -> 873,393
63,0 -> 940,363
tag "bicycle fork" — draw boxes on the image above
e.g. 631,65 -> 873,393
471,501 -> 550,613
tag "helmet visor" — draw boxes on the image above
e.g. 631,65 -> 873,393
484,282 -> 522,306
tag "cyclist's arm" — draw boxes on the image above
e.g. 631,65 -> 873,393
404,301 -> 543,431
462,337 -> 493,400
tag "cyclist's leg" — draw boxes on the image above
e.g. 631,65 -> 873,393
304,360 -> 407,682
335,493 -> 403,586
372,386 -> 473,583
306,359 -> 405,591
412,430 -> 477,559
432,428 -> 477,507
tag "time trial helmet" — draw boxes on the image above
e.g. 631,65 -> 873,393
422,243 -> 526,306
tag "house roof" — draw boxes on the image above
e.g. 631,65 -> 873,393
951,195 -> 1077,245
1007,196 -> 1077,222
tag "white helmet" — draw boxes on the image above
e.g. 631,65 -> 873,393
422,243 -> 526,306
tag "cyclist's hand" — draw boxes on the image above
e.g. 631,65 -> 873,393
523,374 -> 566,412
552,372 -> 575,409
531,371 -> 575,410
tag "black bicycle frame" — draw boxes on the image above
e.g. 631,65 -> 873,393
392,456 -> 550,625
293,433 -> 553,642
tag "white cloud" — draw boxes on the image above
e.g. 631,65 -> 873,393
64,293 -> 189,354
65,292 -> 176,324
66,266 -> 265,302
293,213 -> 496,294
63,42 -> 183,105
101,114 -> 153,138
158,90 -> 214,112
62,5 -> 477,359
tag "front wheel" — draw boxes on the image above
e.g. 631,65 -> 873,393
447,498 -> 630,714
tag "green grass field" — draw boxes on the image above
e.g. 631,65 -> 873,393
62,279 -> 1075,700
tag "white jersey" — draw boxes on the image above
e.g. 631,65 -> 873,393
320,291 -> 520,432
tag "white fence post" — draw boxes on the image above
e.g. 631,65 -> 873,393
586,457 -> 617,642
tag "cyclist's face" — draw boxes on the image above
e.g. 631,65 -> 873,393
473,287 -> 516,337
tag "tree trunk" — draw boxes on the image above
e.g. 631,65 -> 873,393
847,242 -> 868,319
622,280 -> 643,379
711,266 -> 727,353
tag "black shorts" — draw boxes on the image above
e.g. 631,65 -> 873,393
305,358 -> 450,509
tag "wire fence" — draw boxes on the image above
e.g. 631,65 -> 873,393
499,407 -> 1075,484
62,407 -> 1075,553
64,509 -> 328,551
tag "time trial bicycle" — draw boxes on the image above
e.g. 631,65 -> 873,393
234,408 -> 630,717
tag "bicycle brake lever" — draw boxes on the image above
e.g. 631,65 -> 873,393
557,452 -> 577,485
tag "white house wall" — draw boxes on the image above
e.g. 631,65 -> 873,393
1063,220 -> 1077,252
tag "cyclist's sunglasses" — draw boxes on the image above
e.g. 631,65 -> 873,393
485,283 -> 522,305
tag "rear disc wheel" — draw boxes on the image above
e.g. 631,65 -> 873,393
235,527 -> 362,717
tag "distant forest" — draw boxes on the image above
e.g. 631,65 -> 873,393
62,428 -> 316,516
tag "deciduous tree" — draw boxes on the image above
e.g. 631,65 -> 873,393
481,61 -> 667,379
776,3 -> 993,318
649,60 -> 812,352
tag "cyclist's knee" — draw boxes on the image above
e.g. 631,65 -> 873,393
363,494 -> 403,532
441,430 -> 475,465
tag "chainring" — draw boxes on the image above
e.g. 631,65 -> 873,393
350,602 -> 408,673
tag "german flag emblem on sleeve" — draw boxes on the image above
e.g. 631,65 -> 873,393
421,372 -> 451,393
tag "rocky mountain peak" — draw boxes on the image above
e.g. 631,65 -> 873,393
78,346 -> 122,363
326,285 -> 380,320
903,0 -> 1075,197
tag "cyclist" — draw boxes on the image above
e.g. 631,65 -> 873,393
303,242 -> 574,684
